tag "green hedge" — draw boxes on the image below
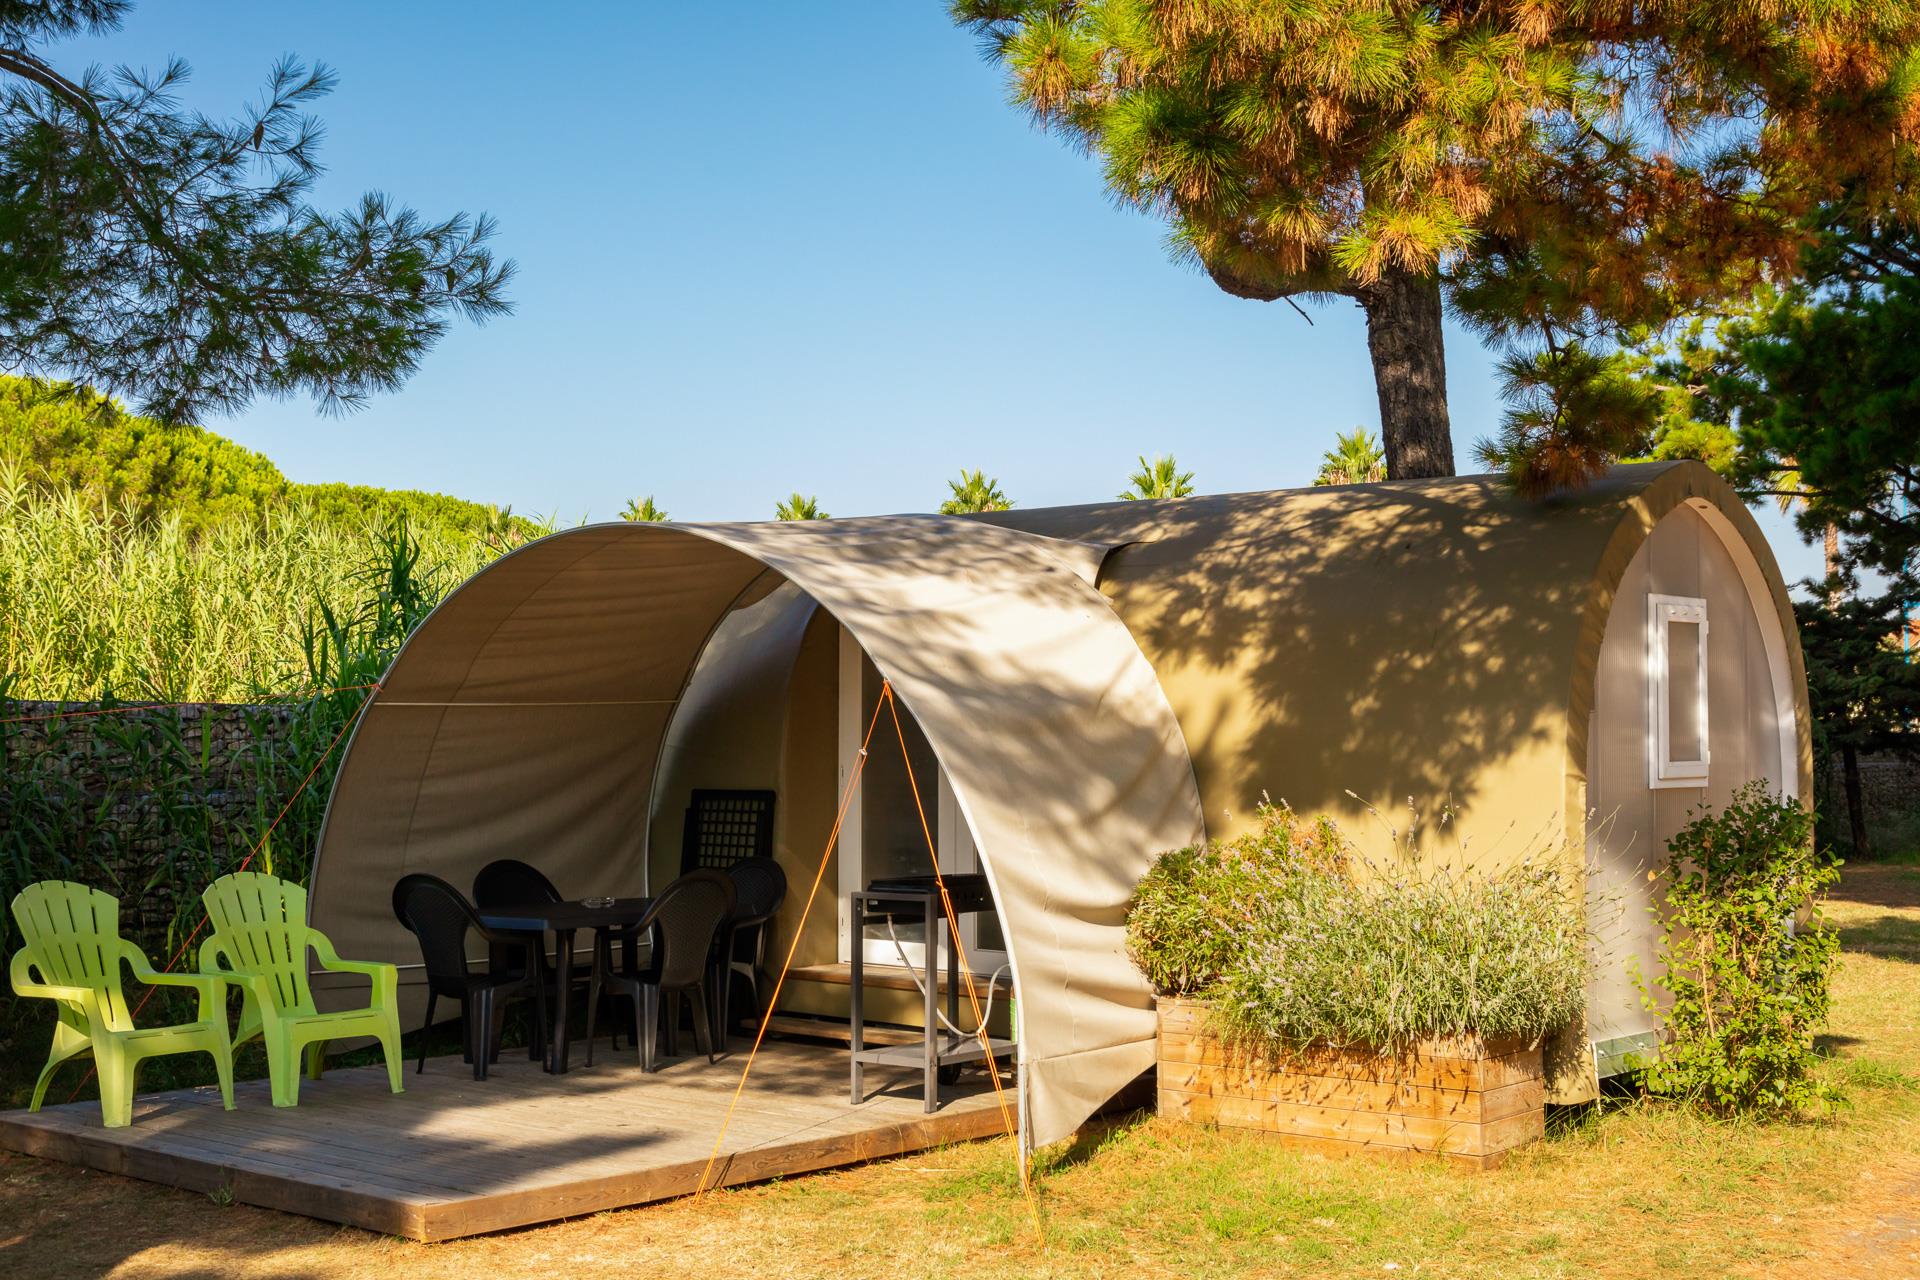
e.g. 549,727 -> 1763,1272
0,374 -> 532,539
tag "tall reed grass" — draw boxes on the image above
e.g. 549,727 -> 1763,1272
0,461 -> 497,701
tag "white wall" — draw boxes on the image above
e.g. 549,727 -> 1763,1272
1585,503 -> 1798,1062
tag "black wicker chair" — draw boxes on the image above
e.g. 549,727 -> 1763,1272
392,873 -> 548,1079
710,856 -> 787,1043
586,869 -> 734,1071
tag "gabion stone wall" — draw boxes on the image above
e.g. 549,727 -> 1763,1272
1848,754 -> 1920,825
1817,752 -> 1920,854
1,701 -> 299,950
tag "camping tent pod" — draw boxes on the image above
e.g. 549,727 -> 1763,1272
309,459 -> 1808,1142
986,459 -> 1810,1093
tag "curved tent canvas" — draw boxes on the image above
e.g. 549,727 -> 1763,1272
307,514 -> 1206,1151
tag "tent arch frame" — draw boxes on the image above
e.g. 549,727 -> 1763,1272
308,515 -> 1207,1152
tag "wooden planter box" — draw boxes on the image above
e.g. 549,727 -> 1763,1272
1155,996 -> 1545,1169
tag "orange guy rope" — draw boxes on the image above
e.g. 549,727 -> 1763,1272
884,684 -> 1043,1239
62,681 -> 382,1104
691,688 -> 889,1201
1,683 -> 383,725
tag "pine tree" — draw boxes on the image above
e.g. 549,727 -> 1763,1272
0,2 -> 512,424
1119,454 -> 1194,501
952,2 -> 1920,482
939,468 -> 1013,514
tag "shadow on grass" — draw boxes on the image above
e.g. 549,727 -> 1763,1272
1833,914 -> 1920,964
1835,865 -> 1920,911
1034,1109 -> 1153,1175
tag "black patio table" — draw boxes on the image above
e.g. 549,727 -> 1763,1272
475,897 -> 653,1074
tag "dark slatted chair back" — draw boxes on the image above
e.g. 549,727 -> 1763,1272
472,859 -> 563,910
646,870 -> 735,988
680,789 -> 775,874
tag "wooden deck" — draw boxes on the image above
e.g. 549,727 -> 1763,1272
0,1037 -> 1012,1241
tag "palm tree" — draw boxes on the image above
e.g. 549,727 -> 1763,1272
1119,454 -> 1195,502
1314,429 -> 1388,486
479,504 -> 558,555
940,469 -> 1014,515
775,493 -> 829,521
620,495 -> 669,522
479,503 -> 524,555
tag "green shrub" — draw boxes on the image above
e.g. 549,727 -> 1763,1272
0,374 -> 536,541
1635,782 -> 1841,1116
1216,857 -> 1587,1053
1127,804 -> 1587,1054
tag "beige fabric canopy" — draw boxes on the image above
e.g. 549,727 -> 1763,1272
308,515 -> 1205,1150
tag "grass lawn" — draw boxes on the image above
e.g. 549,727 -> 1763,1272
3,865 -> 1917,1279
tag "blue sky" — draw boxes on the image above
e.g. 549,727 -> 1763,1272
70,2 -> 1818,580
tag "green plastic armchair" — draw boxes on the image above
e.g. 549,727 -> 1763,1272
199,871 -> 403,1107
8,880 -> 236,1128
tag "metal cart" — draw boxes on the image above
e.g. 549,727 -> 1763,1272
849,874 -> 1014,1112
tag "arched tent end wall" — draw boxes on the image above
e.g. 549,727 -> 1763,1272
1563,461 -> 1813,831
307,516 -> 1206,1153
1556,461 -> 1812,1100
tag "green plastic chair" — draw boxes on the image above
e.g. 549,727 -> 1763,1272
199,871 -> 404,1108
8,880 -> 236,1128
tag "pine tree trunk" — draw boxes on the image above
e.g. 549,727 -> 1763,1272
1824,523 -> 1841,607
1359,265 -> 1455,480
1841,742 -> 1871,858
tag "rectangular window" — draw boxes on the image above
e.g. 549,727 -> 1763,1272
1649,594 -> 1710,788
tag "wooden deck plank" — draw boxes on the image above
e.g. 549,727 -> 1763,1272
0,1038 -> 1007,1241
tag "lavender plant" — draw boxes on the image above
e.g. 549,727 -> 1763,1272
1127,803 -> 1587,1053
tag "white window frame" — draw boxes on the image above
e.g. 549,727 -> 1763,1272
1648,593 -> 1710,789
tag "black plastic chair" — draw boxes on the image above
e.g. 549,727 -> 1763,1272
392,873 -> 549,1080
473,859 -> 563,911
473,858 -> 565,983
476,858 -> 632,1048
586,869 -> 734,1071
710,857 -> 787,1042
